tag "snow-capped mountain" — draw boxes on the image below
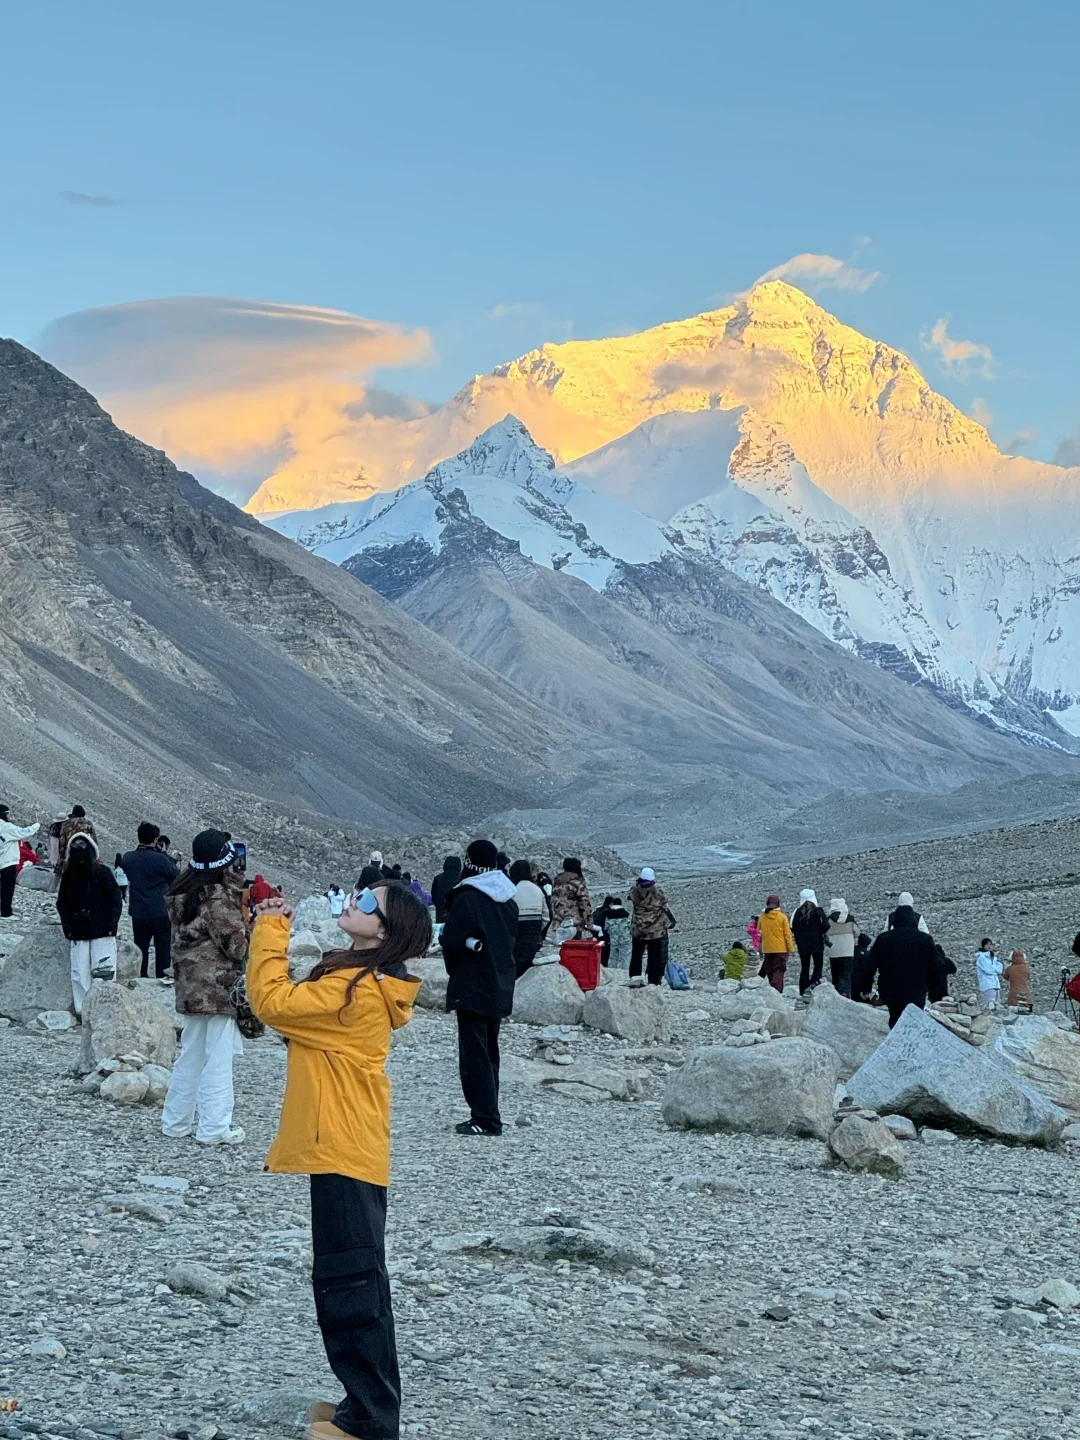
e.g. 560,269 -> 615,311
267,416 -> 672,592
257,282 -> 1080,741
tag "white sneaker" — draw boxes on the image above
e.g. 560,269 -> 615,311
196,1124 -> 245,1146
628,975 -> 645,989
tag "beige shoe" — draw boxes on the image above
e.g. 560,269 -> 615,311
305,1403 -> 338,1425
304,1422 -> 358,1440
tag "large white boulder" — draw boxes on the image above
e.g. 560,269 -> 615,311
15,864 -> 56,893
582,982 -> 670,1042
0,920 -> 72,1023
410,957 -> 449,1011
513,964 -> 585,1027
80,980 -> 178,1072
847,1004 -> 1067,1146
287,929 -> 324,981
992,1015 -> 1080,1120
661,1037 -> 839,1140
801,983 -> 889,1078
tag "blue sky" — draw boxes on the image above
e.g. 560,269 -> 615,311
4,0 -> 1079,479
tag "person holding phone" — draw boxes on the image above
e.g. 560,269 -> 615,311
246,881 -> 427,1440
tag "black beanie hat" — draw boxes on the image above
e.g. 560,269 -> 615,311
466,838 -> 499,871
562,857 -> 583,876
191,828 -> 233,870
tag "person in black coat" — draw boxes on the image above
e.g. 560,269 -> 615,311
791,888 -> 831,994
863,906 -> 943,1027
56,832 -> 122,1016
440,839 -> 518,1135
430,855 -> 463,926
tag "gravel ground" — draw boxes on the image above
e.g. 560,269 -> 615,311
4,875 -> 1080,1440
666,812 -> 1080,1011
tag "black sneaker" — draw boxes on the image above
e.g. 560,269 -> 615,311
454,1121 -> 503,1136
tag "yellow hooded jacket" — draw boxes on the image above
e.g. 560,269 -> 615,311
246,914 -> 420,1187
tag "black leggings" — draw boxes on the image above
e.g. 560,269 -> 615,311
0,865 -> 16,918
799,949 -> 824,994
630,935 -> 666,985
310,1173 -> 400,1440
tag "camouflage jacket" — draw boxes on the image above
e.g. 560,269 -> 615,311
57,816 -> 97,871
551,871 -> 593,934
167,873 -> 249,1016
627,882 -> 672,940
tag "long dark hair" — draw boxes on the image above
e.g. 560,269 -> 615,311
303,881 -> 431,1017
167,866 -> 231,925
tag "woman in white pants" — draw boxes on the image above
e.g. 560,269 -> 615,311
55,832 -> 121,1015
161,829 -> 250,1146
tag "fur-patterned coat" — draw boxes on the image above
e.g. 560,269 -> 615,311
167,873 -> 249,1016
551,870 -> 593,935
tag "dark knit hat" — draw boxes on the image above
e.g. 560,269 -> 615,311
191,828 -> 233,870
466,838 -> 500,871
562,857 -> 583,876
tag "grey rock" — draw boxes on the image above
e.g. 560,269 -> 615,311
487,1224 -> 655,1272
541,1062 -> 645,1100
99,1070 -> 150,1105
30,1336 -> 67,1359
137,1174 -> 190,1194
80,980 -> 177,1073
140,1063 -> 172,1105
0,921 -> 72,1024
1063,1122 -> 1080,1142
801,982 -> 890,1078
1037,1277 -> 1080,1310
286,928 -> 323,981
582,982 -> 670,1042
165,1259 -> 229,1301
828,1113 -> 906,1176
37,1009 -> 75,1031
410,956 -> 449,1011
920,1127 -> 959,1145
992,1014 -> 1080,1119
1000,1306 -> 1047,1331
718,985 -> 794,1022
514,963 -> 586,1027
239,1389 -> 327,1432
881,1113 -> 918,1140
661,1037 -> 839,1140
846,1003 -> 1067,1146
15,864 -> 56,893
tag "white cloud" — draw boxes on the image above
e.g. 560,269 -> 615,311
39,296 -> 434,503
1054,428 -> 1080,468
1002,427 -> 1037,454
969,398 -> 994,429
652,337 -> 793,407
755,252 -> 881,294
921,316 -> 994,376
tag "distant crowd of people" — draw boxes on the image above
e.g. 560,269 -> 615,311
721,886 -> 1035,1026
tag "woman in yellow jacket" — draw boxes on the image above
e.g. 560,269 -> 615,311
247,883 -> 429,1440
758,893 -> 796,993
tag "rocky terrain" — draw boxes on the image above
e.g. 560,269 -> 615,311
4,837 -> 1080,1440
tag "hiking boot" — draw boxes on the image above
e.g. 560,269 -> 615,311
454,1120 -> 502,1136
196,1124 -> 245,1146
304,1423 -> 359,1440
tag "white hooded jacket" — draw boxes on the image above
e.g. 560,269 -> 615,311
826,899 -> 858,959
0,818 -> 40,871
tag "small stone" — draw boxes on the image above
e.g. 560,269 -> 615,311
1037,1277 -> 1080,1310
1062,1122 -> 1080,1142
682,1009 -> 711,1021
1000,1306 -> 1047,1331
920,1127 -> 959,1146
881,1114 -> 918,1141
36,1010 -> 75,1031
30,1336 -> 67,1359
99,1070 -> 150,1106
139,1063 -> 171,1105
165,1259 -> 229,1301
763,1305 -> 792,1322
137,1174 -> 190,1194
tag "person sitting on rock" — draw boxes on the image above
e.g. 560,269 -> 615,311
246,883 -> 427,1440
721,939 -> 749,981
1003,949 -> 1033,1012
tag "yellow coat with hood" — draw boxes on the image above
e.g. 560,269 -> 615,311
758,906 -> 795,955
246,914 -> 420,1187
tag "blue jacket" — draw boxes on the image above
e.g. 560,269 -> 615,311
120,845 -> 180,920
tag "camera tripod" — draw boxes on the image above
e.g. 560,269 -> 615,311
1053,965 -> 1078,1026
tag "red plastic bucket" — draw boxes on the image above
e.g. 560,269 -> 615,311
559,938 -> 602,992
